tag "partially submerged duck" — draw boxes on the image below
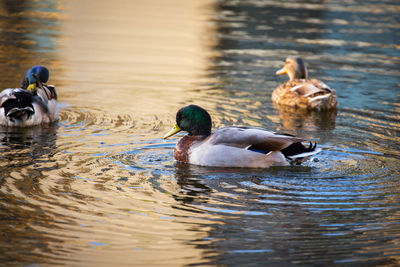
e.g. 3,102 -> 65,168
164,105 -> 320,168
272,57 -> 337,110
0,65 -> 58,127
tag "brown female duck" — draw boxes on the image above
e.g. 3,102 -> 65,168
272,57 -> 337,110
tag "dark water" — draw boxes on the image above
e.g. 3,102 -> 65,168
0,0 -> 399,266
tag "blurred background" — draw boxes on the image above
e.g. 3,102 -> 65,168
0,0 -> 399,265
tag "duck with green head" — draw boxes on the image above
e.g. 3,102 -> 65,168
272,56 -> 337,110
164,105 -> 320,168
0,65 -> 59,127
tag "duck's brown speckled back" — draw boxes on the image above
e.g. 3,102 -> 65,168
272,78 -> 337,110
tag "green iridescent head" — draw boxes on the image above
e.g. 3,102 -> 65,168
164,105 -> 212,138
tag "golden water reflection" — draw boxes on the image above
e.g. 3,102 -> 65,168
59,0 -> 219,117
56,0 -> 220,265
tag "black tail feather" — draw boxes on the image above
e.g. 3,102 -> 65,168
6,107 -> 34,121
1,90 -> 35,121
281,141 -> 317,158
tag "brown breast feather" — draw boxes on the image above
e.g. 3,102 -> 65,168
174,135 -> 205,163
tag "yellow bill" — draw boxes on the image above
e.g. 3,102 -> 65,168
27,83 -> 37,92
163,123 -> 182,139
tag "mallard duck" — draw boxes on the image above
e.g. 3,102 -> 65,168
163,105 -> 320,168
0,65 -> 58,127
272,56 -> 337,110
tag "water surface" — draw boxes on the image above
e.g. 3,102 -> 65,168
0,0 -> 399,266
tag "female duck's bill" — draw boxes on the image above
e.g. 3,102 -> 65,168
272,56 -> 338,110
0,65 -> 59,127
164,105 -> 320,168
